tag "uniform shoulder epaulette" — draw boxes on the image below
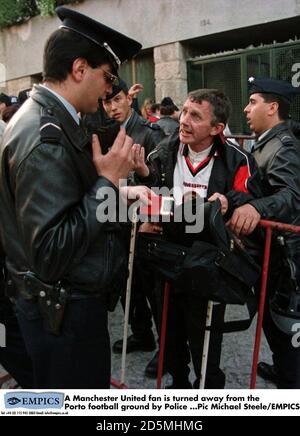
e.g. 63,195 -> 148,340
40,107 -> 62,144
148,122 -> 161,130
276,130 -> 294,147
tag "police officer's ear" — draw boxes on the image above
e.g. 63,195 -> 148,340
211,122 -> 225,136
71,58 -> 89,82
268,101 -> 279,116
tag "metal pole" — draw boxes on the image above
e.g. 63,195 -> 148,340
250,226 -> 272,388
199,300 -> 214,389
120,207 -> 138,386
156,281 -> 170,389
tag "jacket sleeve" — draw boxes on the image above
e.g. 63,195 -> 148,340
15,142 -> 119,282
248,143 -> 300,222
225,152 -> 263,214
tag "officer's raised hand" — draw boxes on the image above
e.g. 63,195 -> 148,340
132,144 -> 149,177
92,127 -> 134,187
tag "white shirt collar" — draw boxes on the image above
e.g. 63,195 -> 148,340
41,84 -> 80,125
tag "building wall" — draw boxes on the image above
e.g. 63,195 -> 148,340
0,0 -> 299,103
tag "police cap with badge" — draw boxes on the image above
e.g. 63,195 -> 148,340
248,77 -> 299,102
56,6 -> 142,74
40,7 -> 142,144
103,79 -> 129,101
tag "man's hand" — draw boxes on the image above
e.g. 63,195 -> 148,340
208,192 -> 228,215
92,128 -> 134,186
139,222 -> 162,234
228,204 -> 261,237
132,144 -> 150,178
119,185 -> 153,206
128,83 -> 143,99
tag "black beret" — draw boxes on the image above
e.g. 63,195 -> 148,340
18,88 -> 31,105
56,7 -> 142,72
103,78 -> 128,101
0,93 -> 11,106
248,77 -> 299,102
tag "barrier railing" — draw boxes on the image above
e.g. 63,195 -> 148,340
114,218 -> 300,390
3,219 -> 298,390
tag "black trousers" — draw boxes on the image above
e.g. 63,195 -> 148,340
0,297 -> 33,388
15,295 -> 110,389
164,289 -> 226,388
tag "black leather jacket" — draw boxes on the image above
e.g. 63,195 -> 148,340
0,85 -> 126,293
125,109 -> 164,156
249,123 -> 300,259
249,123 -> 300,225
156,116 -> 179,137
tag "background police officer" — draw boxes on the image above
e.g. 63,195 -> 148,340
230,77 -> 300,388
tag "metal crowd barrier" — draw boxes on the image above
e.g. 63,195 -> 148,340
1,218 -> 299,391
113,219 -> 300,390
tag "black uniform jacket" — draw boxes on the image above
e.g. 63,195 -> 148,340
249,123 -> 300,224
249,123 -> 300,257
0,85 -> 126,293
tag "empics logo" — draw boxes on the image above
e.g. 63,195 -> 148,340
4,392 -> 64,409
6,397 -> 21,406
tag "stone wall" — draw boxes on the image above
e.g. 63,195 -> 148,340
154,42 -> 188,108
5,75 -> 40,96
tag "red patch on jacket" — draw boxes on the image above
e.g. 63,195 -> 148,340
233,165 -> 250,193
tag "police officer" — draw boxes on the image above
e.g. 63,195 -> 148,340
101,79 -> 164,376
230,77 -> 300,388
102,79 -> 163,156
0,7 -> 146,388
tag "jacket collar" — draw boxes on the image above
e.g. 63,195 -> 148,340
125,109 -> 140,135
252,122 -> 287,151
31,85 -> 89,151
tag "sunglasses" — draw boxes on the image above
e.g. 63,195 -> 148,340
100,67 -> 119,86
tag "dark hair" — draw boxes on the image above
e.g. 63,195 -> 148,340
43,28 -> 112,82
2,104 -> 20,123
160,105 -> 176,116
151,103 -> 160,113
188,89 -> 232,126
260,93 -> 290,120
